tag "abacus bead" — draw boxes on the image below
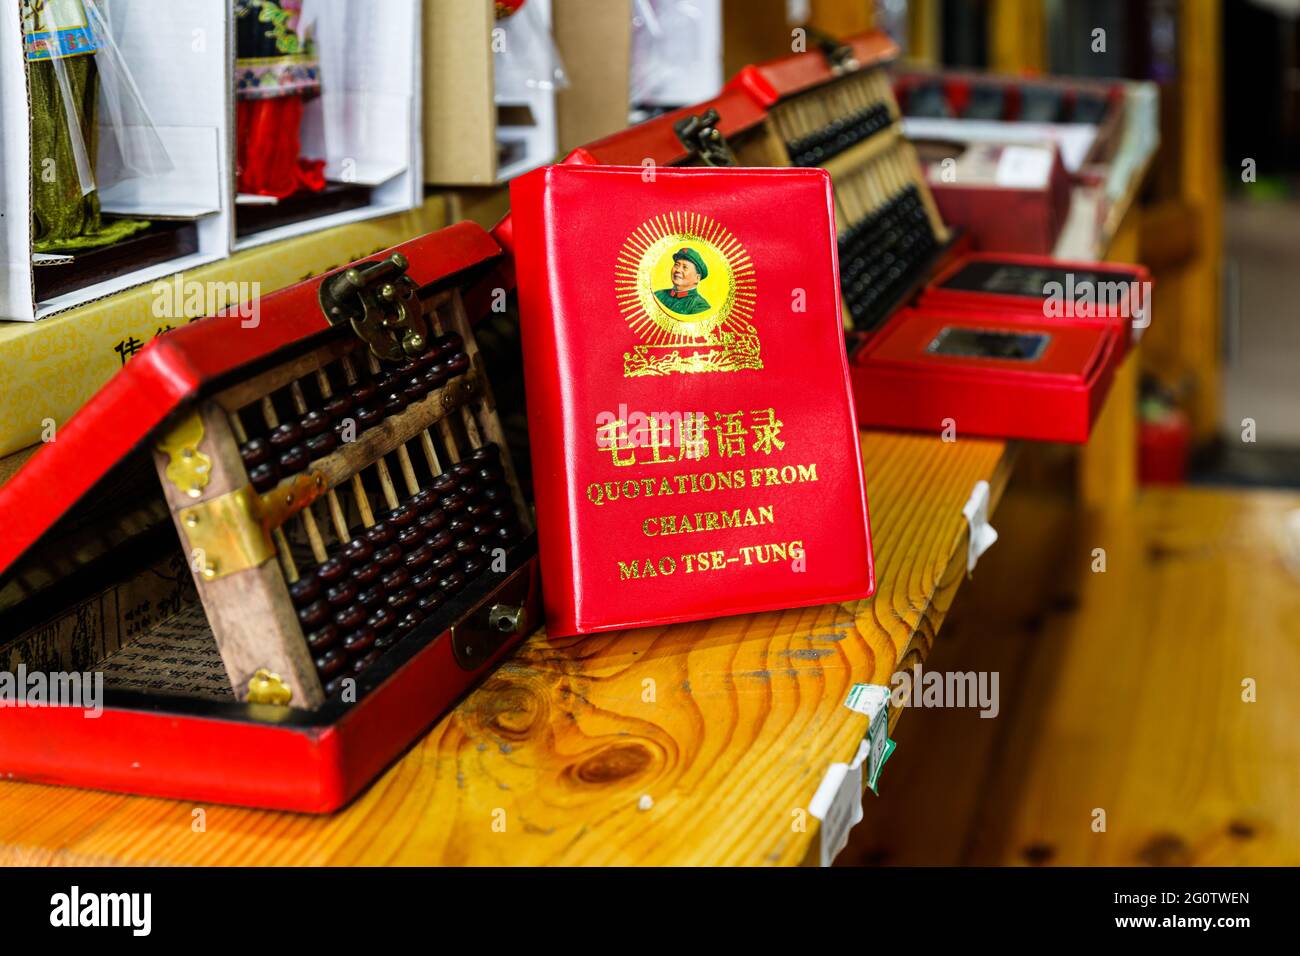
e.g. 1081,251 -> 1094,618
432,550 -> 458,571
269,422 -> 304,449
315,649 -> 346,680
333,604 -> 368,632
417,510 -> 448,535
352,650 -> 381,674
364,522 -> 395,547
440,492 -> 468,513
461,556 -> 487,577
403,377 -> 428,404
404,544 -> 434,570
352,562 -> 382,586
249,462 -> 279,492
396,608 -> 425,633
380,567 -> 410,593
375,544 -> 403,568
342,626 -> 377,655
387,503 -> 418,528
396,526 -> 423,550
467,501 -> 491,519
240,437 -> 271,468
316,556 -> 351,583
278,445 -> 310,473
410,489 -> 438,513
417,591 -> 445,614
351,381 -> 378,405
455,537 -> 478,556
430,473 -> 457,494
298,599 -> 330,629
288,574 -> 321,607
342,539 -> 374,564
305,433 -> 337,457
423,365 -> 449,390
323,675 -> 347,698
469,443 -> 498,462
446,351 -> 470,374
357,585 -> 384,610
357,404 -> 384,429
410,569 -> 439,592
323,395 -> 354,419
437,571 -> 466,593
382,391 -> 407,416
325,580 -> 358,608
367,607 -> 395,633
451,460 -> 475,480
386,588 -> 416,613
305,624 -> 339,654
301,409 -> 332,437
427,529 -> 453,552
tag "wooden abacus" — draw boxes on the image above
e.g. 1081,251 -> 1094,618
151,261 -> 531,708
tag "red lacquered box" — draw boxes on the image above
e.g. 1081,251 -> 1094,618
920,252 -> 1152,347
849,305 -> 1123,443
0,223 -> 538,812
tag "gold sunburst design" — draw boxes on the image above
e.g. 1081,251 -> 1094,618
616,212 -> 760,377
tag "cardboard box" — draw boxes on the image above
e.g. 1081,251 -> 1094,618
0,193 -> 447,457
233,0 -> 423,251
1,0 -> 233,321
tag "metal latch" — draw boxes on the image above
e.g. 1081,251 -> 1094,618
451,562 -> 536,671
806,27 -> 859,74
180,471 -> 327,581
319,252 -> 429,362
674,108 -> 737,167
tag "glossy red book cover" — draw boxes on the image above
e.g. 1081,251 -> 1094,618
510,165 -> 874,636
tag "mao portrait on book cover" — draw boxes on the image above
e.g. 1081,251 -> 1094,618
617,212 -> 762,377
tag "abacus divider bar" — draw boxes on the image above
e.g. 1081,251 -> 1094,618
150,399 -> 325,708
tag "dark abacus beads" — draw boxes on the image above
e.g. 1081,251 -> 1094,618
382,390 -> 408,417
364,522 -> 396,547
316,556 -> 351,583
356,404 -> 385,429
323,395 -> 353,420
432,550 -> 459,572
305,433 -> 337,458
352,561 -> 382,586
410,570 -> 439,592
289,574 -> 322,607
461,556 -> 487,577
410,488 -> 438,513
446,351 -> 470,375
375,544 -> 403,569
333,604 -> 368,632
787,102 -> 892,166
323,675 -> 347,698
467,500 -> 492,520
455,537 -> 480,556
248,462 -> 279,493
269,421 -> 304,449
350,381 -> 378,406
417,591 -> 445,614
380,567 -> 410,593
440,491 -> 468,514
387,503 -> 418,528
450,460 -> 476,480
342,538 -> 374,565
429,331 -> 462,356
357,585 -> 384,610
404,544 -> 435,570
301,409 -> 332,437
423,363 -> 450,391
416,509 -> 448,535
326,580 -> 359,609
278,445 -> 310,474
352,650 -> 382,675
393,609 -> 424,634
342,626 -> 377,655
305,624 -> 339,654
315,649 -> 346,680
386,588 -> 417,614
367,607 -> 396,634
427,529 -> 453,552
469,443 -> 499,462
240,436 -> 272,468
482,485 -> 509,504
403,376 -> 431,404
429,473 -> 457,495
396,526 -> 424,551
437,571 -> 466,593
298,599 -> 331,630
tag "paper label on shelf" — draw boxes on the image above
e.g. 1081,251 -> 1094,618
962,480 -> 999,573
994,145 -> 1054,189
807,760 -> 862,868
845,682 -> 895,794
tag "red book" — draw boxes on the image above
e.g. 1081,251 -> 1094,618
510,165 -> 874,636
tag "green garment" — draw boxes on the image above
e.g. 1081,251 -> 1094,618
29,53 -> 149,253
654,287 -> 711,316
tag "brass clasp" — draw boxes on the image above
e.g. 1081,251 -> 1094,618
318,252 -> 429,362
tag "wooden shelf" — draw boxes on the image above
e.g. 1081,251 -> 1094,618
0,429 -> 1013,866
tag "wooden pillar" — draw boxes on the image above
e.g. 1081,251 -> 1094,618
989,0 -> 1046,74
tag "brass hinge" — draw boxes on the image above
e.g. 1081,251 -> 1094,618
318,252 -> 430,362
674,108 -> 737,167
180,471 -> 327,581
806,27 -> 859,74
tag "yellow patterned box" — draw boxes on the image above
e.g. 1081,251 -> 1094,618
0,195 -> 447,458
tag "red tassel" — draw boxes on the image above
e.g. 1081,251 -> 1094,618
236,97 -> 328,199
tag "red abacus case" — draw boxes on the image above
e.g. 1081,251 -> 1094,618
849,305 -> 1123,443
920,252 -> 1152,347
0,223 -> 539,812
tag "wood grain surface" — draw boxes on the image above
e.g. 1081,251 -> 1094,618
846,484 -> 1300,866
0,430 -> 1011,866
